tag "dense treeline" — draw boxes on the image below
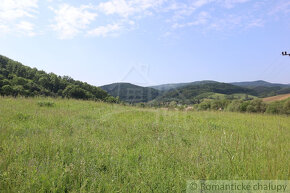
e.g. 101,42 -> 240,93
197,98 -> 290,115
0,55 -> 118,102
144,98 -> 290,115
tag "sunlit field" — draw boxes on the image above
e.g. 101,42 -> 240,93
0,97 -> 289,192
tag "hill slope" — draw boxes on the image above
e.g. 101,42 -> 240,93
230,80 -> 290,97
154,82 -> 256,104
0,55 -> 110,100
150,80 -> 217,91
101,83 -> 160,103
231,80 -> 290,88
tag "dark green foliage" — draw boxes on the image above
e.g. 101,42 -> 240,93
37,101 -> 55,107
193,98 -> 289,115
63,85 -> 92,99
265,98 -> 290,115
196,99 -> 230,111
104,96 -> 120,103
101,83 -> 160,103
283,100 -> 290,114
0,55 -> 112,101
1,85 -> 13,96
226,99 -> 266,113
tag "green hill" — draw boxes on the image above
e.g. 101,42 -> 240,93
154,82 -> 256,104
230,80 -> 290,88
230,80 -> 290,97
101,83 -> 160,103
150,80 -> 217,91
0,55 -> 110,100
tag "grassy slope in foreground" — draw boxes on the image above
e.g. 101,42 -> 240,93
0,97 -> 289,192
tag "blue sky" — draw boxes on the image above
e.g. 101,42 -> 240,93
0,0 -> 289,86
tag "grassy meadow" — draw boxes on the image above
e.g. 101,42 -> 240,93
0,97 -> 289,192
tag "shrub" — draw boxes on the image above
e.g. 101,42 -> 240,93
226,100 -> 242,112
283,99 -> 290,115
198,100 -> 211,110
266,101 -> 283,114
105,96 -> 119,103
168,101 -> 177,109
246,104 -> 256,113
249,99 -> 266,113
37,101 -> 55,107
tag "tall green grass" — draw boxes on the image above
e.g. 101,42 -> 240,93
0,97 -> 289,192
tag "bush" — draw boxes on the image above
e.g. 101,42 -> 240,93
283,99 -> 290,115
37,101 -> 55,107
168,101 -> 177,109
211,99 -> 229,110
246,104 -> 256,112
266,101 -> 283,114
105,96 -> 119,103
226,100 -> 243,112
249,99 -> 266,113
198,100 -> 211,110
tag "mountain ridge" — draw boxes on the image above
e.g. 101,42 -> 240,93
2,54 -> 290,104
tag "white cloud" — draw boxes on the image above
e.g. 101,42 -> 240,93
87,23 -> 122,37
0,24 -> 9,34
221,0 -> 251,9
0,0 -> 276,39
166,0 -> 265,34
168,0 -> 213,23
51,4 -> 97,39
270,0 -> 290,15
82,0 -> 166,38
172,11 -> 210,28
98,0 -> 166,17
246,18 -> 264,28
98,0 -> 134,17
0,0 -> 38,36
16,21 -> 36,36
0,0 -> 38,21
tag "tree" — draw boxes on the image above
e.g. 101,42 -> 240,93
105,96 -> 119,103
283,99 -> 290,115
169,101 -> 177,109
63,85 -> 90,99
198,100 -> 211,110
1,85 -> 13,95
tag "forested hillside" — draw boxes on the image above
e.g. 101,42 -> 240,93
230,80 -> 290,97
0,55 -> 111,101
231,80 -> 290,88
101,83 -> 160,103
154,82 -> 256,104
150,80 -> 217,91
